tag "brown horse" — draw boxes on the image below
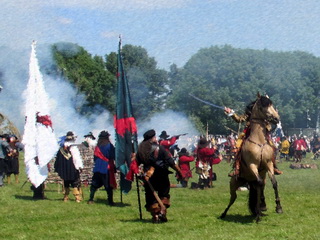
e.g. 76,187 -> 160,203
220,94 -> 283,222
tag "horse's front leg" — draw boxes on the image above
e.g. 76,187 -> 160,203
248,163 -> 263,185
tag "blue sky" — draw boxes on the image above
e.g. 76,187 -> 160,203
1,0 -> 320,69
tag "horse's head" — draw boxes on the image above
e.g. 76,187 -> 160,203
251,95 -> 280,124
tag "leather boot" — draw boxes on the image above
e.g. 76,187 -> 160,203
107,188 -> 115,206
87,186 -> 96,204
15,174 -> 19,184
63,187 -> 70,202
73,187 -> 82,203
228,160 -> 240,177
149,203 -> 161,223
274,168 -> 283,175
272,158 -> 283,175
7,175 -> 11,184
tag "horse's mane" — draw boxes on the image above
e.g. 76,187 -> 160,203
259,96 -> 273,107
245,101 -> 256,115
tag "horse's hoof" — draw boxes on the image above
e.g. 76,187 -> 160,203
255,216 -> 262,223
276,207 -> 283,214
219,213 -> 226,219
260,206 -> 267,212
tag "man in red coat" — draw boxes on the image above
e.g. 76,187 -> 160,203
196,138 -> 222,188
177,148 -> 195,188
293,135 -> 308,162
158,131 -> 179,157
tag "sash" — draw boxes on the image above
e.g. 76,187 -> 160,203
94,146 -> 117,189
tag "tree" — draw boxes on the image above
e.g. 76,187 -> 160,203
106,44 -> 168,119
52,42 -> 116,113
167,45 -> 320,134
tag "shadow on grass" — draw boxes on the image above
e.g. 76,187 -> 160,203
120,218 -> 151,223
87,199 -> 132,207
218,214 -> 256,224
14,194 -> 51,201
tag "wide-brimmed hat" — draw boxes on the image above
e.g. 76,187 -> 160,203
84,132 -> 96,140
178,147 -> 189,156
65,131 -> 76,141
198,138 -> 210,148
98,130 -> 110,139
159,130 -> 170,140
143,129 -> 156,141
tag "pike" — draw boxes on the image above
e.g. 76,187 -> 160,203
224,126 -> 238,134
189,94 -> 225,110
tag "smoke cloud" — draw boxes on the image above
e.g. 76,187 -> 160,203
0,44 -> 199,147
137,110 -> 199,148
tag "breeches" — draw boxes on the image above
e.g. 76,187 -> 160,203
91,172 -> 112,190
63,178 -> 81,189
144,171 -> 170,208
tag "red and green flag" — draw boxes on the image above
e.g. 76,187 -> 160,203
114,37 -> 138,193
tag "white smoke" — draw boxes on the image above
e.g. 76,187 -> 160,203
0,44 -> 114,143
0,44 -> 198,146
137,109 -> 199,148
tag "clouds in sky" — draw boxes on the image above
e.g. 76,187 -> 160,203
1,0 -> 320,69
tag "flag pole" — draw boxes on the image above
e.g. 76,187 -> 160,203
135,174 -> 143,220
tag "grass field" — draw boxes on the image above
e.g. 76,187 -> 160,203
0,155 -> 319,240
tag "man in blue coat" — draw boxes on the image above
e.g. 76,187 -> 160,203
87,131 -> 116,206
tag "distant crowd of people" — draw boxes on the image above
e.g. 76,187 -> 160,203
278,134 -> 320,162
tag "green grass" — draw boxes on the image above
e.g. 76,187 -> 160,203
0,155 -> 319,240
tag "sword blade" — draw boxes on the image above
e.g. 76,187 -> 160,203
189,94 -> 225,110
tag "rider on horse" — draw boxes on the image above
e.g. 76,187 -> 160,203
224,99 -> 283,177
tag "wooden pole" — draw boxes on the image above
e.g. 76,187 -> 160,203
135,174 -> 143,220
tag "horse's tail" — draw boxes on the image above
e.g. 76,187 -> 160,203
248,182 -> 258,216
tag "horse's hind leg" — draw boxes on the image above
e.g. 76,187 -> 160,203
268,164 -> 283,214
220,177 -> 245,219
260,184 -> 267,212
248,181 -> 263,223
269,174 -> 283,214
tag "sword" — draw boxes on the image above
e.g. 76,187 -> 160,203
189,94 -> 225,110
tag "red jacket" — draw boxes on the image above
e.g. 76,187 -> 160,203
196,147 -> 221,179
178,155 -> 194,178
293,139 -> 307,151
159,137 -> 178,156
197,147 -> 221,165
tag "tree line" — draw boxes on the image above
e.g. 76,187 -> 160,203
50,42 -> 320,135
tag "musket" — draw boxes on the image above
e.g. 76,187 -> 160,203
171,133 -> 188,139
